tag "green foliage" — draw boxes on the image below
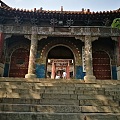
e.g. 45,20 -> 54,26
111,18 -> 120,29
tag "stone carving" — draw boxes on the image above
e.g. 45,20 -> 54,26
14,16 -> 23,25
84,36 -> 93,75
38,35 -> 47,40
66,19 -> 74,27
24,35 -> 31,40
23,26 -> 32,34
4,34 -> 12,39
2,25 -> 120,36
50,18 -> 58,26
85,38 -> 91,55
103,18 -> 110,26
31,26 -> 38,34
82,46 -> 86,72
0,16 -> 5,24
4,26 -> 13,33
84,19 -> 92,25
111,37 -> 118,41
31,18 -> 39,25
91,36 -> 98,42
91,28 -> 99,35
84,28 -> 91,35
75,36 -> 85,42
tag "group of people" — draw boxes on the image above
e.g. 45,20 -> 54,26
55,71 -> 67,79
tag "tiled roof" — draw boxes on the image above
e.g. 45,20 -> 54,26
0,0 -> 120,15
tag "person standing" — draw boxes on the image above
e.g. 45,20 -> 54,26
62,71 -> 67,79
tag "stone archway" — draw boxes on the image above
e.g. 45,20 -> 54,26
47,46 -> 74,79
93,50 -> 111,79
37,37 -> 83,79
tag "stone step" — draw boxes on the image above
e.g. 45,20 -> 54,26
0,104 -> 81,113
0,91 -> 42,99
0,77 -> 120,85
81,106 -> 120,113
0,79 -> 119,87
42,94 -> 113,100
0,98 -> 79,105
0,78 -> 119,120
0,81 -> 101,90
85,113 -> 120,120
79,99 -> 119,106
0,98 -> 118,106
0,104 -> 120,113
0,112 -> 120,120
0,90 -> 112,101
0,87 -> 105,96
0,112 -> 84,120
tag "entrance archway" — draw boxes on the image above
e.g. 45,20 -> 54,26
9,48 -> 29,77
93,51 -> 111,79
47,46 -> 74,79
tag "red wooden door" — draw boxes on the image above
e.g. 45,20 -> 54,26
93,51 -> 111,80
9,48 -> 29,78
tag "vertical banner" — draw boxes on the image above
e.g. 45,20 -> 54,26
0,33 -> 4,58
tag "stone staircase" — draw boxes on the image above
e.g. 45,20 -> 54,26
0,77 -> 120,120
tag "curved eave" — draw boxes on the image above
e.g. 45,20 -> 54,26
0,5 -> 120,15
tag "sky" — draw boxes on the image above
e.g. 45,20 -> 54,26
3,0 -> 120,12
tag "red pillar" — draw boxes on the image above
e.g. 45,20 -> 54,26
0,33 -> 4,58
66,61 -> 70,79
51,61 -> 55,79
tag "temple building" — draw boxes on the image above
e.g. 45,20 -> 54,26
0,0 -> 120,80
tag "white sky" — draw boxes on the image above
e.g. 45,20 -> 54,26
3,0 -> 120,12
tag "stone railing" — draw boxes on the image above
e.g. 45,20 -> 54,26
0,25 -> 120,37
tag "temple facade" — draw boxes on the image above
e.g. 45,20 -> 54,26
0,1 -> 120,80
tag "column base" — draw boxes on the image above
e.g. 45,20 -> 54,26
84,75 -> 96,83
25,74 -> 37,78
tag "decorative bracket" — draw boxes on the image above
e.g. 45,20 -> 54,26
111,37 -> 118,41
75,36 -> 85,42
91,36 -> 99,42
0,25 -> 3,32
4,34 -> 12,39
24,35 -> 31,40
38,35 -> 47,40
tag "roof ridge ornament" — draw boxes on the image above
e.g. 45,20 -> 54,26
0,0 -> 10,8
61,6 -> 63,12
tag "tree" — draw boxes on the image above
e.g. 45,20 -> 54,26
111,18 -> 120,29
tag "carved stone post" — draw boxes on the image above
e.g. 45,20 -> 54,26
25,26 -> 38,78
84,35 -> 96,82
51,61 -> 55,79
66,61 -> 70,79
0,32 -> 4,58
0,25 -> 4,59
117,36 -> 120,80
